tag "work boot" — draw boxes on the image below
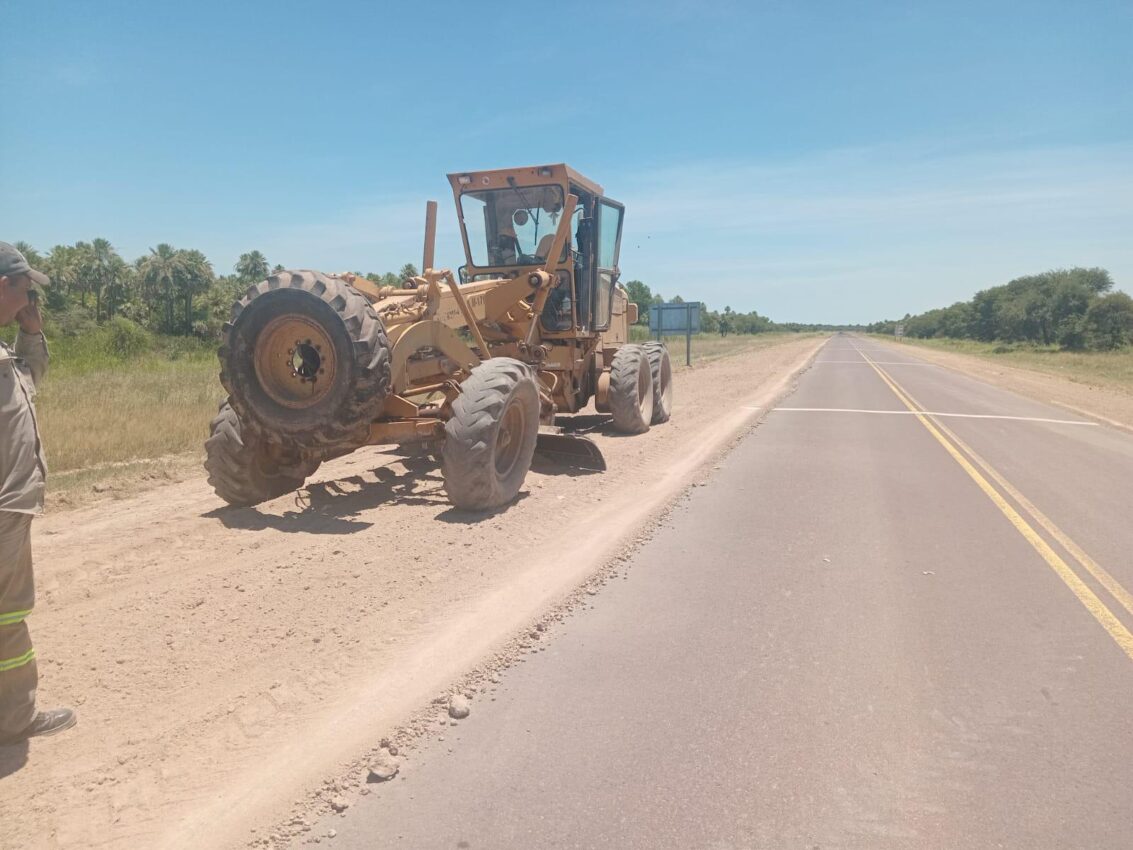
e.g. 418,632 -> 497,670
0,708 -> 76,746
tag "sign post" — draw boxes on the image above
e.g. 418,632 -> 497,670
648,301 -> 702,366
686,302 -> 692,367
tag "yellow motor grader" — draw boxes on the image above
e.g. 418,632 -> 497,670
205,164 -> 674,510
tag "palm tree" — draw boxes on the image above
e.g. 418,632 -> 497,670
140,244 -> 189,332
235,250 -> 269,283
43,244 -> 78,307
104,254 -> 132,319
178,249 -> 215,332
13,241 -> 43,269
82,237 -> 124,321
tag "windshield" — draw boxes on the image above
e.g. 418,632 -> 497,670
459,185 -> 568,267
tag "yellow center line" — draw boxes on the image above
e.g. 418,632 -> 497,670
855,346 -> 1133,663
859,346 -> 1133,622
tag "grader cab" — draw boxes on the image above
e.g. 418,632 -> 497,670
205,164 -> 674,510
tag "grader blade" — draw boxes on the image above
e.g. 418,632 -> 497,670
535,430 -> 607,471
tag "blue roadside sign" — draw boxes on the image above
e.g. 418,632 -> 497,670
649,302 -> 701,335
648,301 -> 701,366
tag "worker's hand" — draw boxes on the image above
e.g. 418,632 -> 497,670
16,297 -> 44,335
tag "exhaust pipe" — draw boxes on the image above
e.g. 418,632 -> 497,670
422,200 -> 438,273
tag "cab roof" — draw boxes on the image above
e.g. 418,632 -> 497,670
446,164 -> 605,198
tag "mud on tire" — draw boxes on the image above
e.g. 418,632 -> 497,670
205,402 -> 321,507
608,344 -> 654,434
219,270 -> 392,450
442,358 -> 540,511
642,341 -> 673,424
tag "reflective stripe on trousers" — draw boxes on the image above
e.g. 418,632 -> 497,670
0,511 -> 37,735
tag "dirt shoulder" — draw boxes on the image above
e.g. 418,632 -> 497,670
872,338 -> 1133,433
0,335 -> 825,850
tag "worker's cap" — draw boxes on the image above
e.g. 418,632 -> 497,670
0,242 -> 50,293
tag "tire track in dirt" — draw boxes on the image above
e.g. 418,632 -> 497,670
0,336 -> 824,850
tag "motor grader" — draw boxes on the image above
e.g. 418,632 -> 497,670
205,164 -> 674,510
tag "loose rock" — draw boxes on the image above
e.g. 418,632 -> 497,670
448,694 -> 471,720
367,754 -> 399,783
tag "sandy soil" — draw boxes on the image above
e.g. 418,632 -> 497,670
873,339 -> 1133,433
0,335 -> 824,850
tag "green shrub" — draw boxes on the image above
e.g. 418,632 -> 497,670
43,303 -> 98,338
107,317 -> 153,357
1085,293 -> 1133,351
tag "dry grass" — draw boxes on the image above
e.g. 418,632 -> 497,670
36,357 -> 222,474
883,336 -> 1133,396
31,354 -> 222,506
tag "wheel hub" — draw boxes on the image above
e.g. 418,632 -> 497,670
495,400 -> 527,478
254,315 -> 338,409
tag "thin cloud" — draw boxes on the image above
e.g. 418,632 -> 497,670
617,142 -> 1133,322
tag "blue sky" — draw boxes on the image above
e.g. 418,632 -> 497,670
2,0 -> 1130,323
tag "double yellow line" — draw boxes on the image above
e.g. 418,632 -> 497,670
856,346 -> 1133,662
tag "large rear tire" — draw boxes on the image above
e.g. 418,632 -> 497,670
608,345 -> 654,434
642,341 -> 673,424
442,358 -> 540,511
219,270 -> 391,450
205,402 -> 321,507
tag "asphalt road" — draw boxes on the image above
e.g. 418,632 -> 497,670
319,335 -> 1133,850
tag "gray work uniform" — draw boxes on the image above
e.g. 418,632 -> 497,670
0,330 -> 48,736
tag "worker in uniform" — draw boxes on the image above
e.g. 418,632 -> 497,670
0,242 -> 75,746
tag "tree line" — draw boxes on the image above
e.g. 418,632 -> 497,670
10,239 -> 419,340
623,279 -> 850,335
866,268 -> 1133,351
12,238 -> 844,343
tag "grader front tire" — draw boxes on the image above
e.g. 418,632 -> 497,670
205,402 -> 320,507
642,341 -> 673,424
219,270 -> 392,450
608,344 -> 654,434
442,358 -> 540,511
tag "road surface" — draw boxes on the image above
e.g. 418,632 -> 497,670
318,335 -> 1133,850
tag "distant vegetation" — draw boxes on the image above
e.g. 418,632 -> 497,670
2,239 -> 419,355
622,280 -> 858,336
4,239 -> 844,361
868,267 -> 1133,351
